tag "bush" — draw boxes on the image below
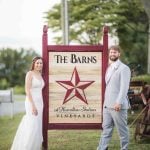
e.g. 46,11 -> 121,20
0,79 -> 9,89
132,74 -> 150,84
13,85 -> 25,94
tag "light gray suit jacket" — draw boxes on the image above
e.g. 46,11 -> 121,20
104,60 -> 131,109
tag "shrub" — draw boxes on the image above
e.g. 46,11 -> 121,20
13,85 -> 25,94
0,79 -> 9,89
132,74 -> 150,84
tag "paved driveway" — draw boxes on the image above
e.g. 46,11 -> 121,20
0,95 -> 25,117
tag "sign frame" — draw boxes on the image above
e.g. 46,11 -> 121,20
42,25 -> 108,149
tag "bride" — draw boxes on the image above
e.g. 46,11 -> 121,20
11,56 -> 45,150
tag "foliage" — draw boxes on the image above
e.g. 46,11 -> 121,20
13,85 -> 25,94
0,48 -> 38,89
45,0 -> 118,44
0,79 -> 8,89
45,0 -> 149,74
114,0 -> 148,73
132,74 -> 150,84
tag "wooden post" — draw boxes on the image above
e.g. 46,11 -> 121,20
102,26 -> 108,112
42,25 -> 49,150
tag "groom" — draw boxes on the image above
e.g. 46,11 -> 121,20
97,45 -> 131,150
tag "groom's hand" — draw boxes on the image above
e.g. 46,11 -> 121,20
114,103 -> 121,111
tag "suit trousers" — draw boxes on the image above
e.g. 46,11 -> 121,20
97,107 -> 129,150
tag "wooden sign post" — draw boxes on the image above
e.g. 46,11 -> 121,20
42,25 -> 108,149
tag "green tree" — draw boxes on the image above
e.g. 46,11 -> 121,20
45,0 -> 117,44
113,0 -> 148,74
0,48 -> 37,88
141,0 -> 150,74
45,0 -> 148,74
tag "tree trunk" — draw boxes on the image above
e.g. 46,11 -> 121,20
61,0 -> 69,45
141,0 -> 150,74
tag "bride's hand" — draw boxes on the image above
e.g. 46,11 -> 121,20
32,105 -> 38,116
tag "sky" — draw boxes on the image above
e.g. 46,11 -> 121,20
0,0 -> 60,55
0,0 -> 117,55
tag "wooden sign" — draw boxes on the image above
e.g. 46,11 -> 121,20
42,25 -> 108,149
49,51 -> 102,124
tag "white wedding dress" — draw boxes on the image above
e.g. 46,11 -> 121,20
11,76 -> 44,150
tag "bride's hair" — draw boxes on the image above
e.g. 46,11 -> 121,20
30,56 -> 43,72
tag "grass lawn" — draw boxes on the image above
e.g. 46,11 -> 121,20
0,113 -> 23,150
48,127 -> 150,150
0,112 -> 150,150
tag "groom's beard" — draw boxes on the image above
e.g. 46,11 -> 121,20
109,56 -> 119,62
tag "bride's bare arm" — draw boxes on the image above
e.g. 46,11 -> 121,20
25,71 -> 38,116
